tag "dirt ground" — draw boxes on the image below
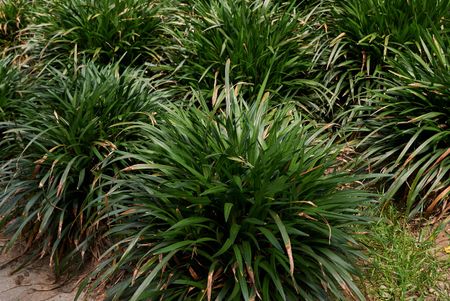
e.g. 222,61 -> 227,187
436,222 -> 450,260
0,236 -> 82,301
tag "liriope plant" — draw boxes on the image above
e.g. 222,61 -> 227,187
0,0 -> 33,53
27,0 -> 171,67
0,62 -> 163,275
81,63 -> 375,301
359,29 -> 450,218
170,0 -> 326,109
315,0 -> 450,124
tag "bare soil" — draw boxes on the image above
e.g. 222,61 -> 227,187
0,237 -> 82,301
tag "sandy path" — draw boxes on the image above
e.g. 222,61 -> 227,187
0,258 -> 79,301
0,237 -> 80,301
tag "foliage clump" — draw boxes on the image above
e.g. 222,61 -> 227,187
0,0 -> 32,52
360,29 -> 450,218
173,0 -> 323,101
0,62 -> 161,274
30,0 -> 167,66
84,73 -> 373,300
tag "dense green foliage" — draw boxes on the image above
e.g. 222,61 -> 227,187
360,208 -> 449,299
0,63 -> 161,274
360,29 -> 450,218
29,0 -> 166,66
318,0 -> 450,122
0,0 -> 448,299
0,56 -> 22,122
0,56 -> 30,158
84,78 -> 372,300
0,0 -> 32,52
172,0 -> 322,98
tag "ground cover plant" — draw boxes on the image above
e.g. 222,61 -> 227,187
171,0 -> 325,106
359,29 -> 450,218
28,0 -> 168,67
0,55 -> 22,123
0,0 -> 449,300
0,55 -> 31,160
0,62 -> 162,275
0,0 -> 32,54
334,0 -> 450,62
360,208 -> 450,300
82,72 -> 374,300
317,0 -> 450,123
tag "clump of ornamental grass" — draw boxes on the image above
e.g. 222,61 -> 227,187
358,29 -> 450,219
329,0 -> 449,74
172,0 -> 325,106
81,63 -> 375,301
316,0 -> 450,123
0,55 -> 22,123
0,55 -> 31,159
334,0 -> 449,54
0,62 -> 163,276
28,0 -> 169,67
0,0 -> 33,53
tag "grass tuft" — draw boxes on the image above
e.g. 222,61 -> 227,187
82,70 -> 375,300
28,0 -> 169,67
361,208 -> 449,300
0,62 -> 162,276
172,0 -> 325,105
